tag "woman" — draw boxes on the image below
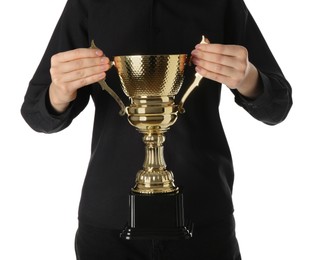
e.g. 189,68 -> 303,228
21,0 -> 292,259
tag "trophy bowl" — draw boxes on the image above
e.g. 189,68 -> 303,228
114,54 -> 186,133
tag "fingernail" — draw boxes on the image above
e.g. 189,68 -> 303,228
100,57 -> 106,64
191,50 -> 198,55
96,50 -> 103,56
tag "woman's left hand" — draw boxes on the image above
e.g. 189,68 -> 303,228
191,42 -> 262,99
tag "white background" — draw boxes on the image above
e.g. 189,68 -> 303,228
0,0 -> 316,259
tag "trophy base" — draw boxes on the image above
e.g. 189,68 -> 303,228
120,190 -> 193,240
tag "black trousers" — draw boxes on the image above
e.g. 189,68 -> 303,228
75,216 -> 241,260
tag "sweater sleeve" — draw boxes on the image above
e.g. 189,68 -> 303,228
226,0 -> 293,125
21,0 -> 91,133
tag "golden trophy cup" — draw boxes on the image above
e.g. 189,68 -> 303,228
91,37 -> 205,239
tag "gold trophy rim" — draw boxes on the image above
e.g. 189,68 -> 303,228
113,53 -> 187,58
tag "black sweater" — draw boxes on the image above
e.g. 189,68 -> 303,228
21,0 -> 292,228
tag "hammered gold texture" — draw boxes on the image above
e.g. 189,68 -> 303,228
114,55 -> 187,98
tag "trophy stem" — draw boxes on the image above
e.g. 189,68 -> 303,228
132,131 -> 179,194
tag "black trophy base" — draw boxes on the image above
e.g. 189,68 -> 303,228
120,190 -> 193,240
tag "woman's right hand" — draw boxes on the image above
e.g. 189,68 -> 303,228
49,48 -> 112,113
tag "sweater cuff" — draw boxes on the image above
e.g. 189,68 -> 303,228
234,70 -> 272,109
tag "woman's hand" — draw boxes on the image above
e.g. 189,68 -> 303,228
191,42 -> 262,99
49,48 -> 112,113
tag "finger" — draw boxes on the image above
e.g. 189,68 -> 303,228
59,64 -> 110,83
195,43 -> 247,58
191,57 -> 236,78
195,66 -> 238,88
52,48 -> 103,64
191,49 -> 240,68
64,72 -> 106,90
58,56 -> 111,73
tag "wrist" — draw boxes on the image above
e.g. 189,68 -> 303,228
48,83 -> 72,114
236,63 -> 263,99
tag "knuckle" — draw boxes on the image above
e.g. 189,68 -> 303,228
49,67 -> 56,76
197,59 -> 205,67
75,69 -> 86,78
50,54 -> 58,65
199,51 -> 206,60
239,64 -> 248,77
238,46 -> 248,57
79,78 -> 88,87
236,59 -> 247,72
75,59 -> 84,69
215,54 -> 223,64
214,64 -> 223,73
52,75 -> 70,91
51,75 -> 58,84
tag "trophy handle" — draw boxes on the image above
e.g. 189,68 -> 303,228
178,35 -> 207,113
90,40 -> 126,116
178,72 -> 203,113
